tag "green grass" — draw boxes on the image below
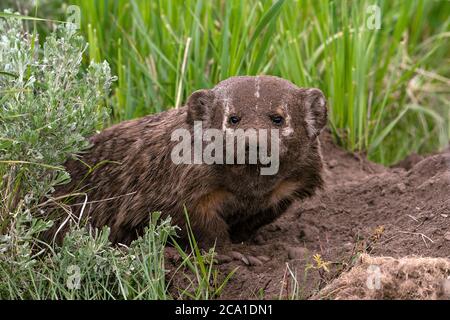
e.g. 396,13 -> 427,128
2,0 -> 448,163
0,13 -> 231,300
64,0 -> 450,165
170,208 -> 237,299
0,210 -> 231,300
1,0 -> 450,300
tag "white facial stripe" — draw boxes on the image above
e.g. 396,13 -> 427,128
222,98 -> 231,131
281,102 -> 294,137
282,126 -> 294,137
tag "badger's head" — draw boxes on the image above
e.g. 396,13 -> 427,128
186,75 -> 327,175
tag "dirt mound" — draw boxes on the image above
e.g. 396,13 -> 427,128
167,130 -> 450,299
312,254 -> 450,300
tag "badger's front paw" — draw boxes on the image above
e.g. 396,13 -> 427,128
215,250 -> 270,266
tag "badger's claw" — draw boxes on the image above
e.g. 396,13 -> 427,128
215,250 -> 269,266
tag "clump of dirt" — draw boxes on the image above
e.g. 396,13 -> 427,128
312,254 -> 450,300
167,130 -> 450,299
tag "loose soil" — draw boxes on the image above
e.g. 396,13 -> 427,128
167,130 -> 450,299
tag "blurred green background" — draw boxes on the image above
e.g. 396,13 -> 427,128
2,0 -> 449,165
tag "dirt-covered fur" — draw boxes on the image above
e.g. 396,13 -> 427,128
46,76 -> 328,247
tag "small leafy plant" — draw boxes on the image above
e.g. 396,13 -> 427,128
0,11 -> 115,225
0,14 -> 229,299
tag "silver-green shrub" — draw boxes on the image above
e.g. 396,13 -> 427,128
0,15 -> 180,299
0,12 -> 115,216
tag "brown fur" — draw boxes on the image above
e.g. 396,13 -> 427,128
268,180 -> 301,206
44,75 -> 328,248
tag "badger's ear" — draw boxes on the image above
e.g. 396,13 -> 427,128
186,89 -> 215,125
298,88 -> 327,139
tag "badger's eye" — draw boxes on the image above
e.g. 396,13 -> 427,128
228,115 -> 241,125
271,115 -> 284,125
